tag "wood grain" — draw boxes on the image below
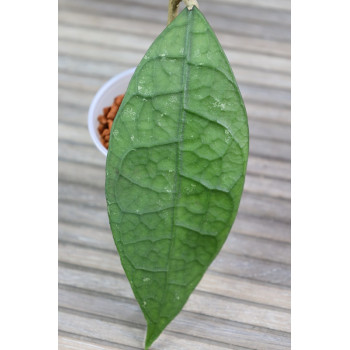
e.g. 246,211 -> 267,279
58,10 -> 291,57
58,0 -> 290,348
59,0 -> 290,41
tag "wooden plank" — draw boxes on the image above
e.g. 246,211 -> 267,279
59,0 -> 291,22
211,252 -> 290,286
248,120 -> 290,142
58,68 -> 290,108
58,122 -> 290,162
58,54 -> 130,81
58,143 -> 290,201
59,0 -> 290,41
58,191 -> 290,244
58,10 -> 291,57
58,80 -> 290,124
59,309 -> 286,350
59,221 -> 115,250
58,131 -> 290,188
58,310 -> 148,350
58,118 -> 290,182
247,156 -> 290,180
240,84 -> 289,108
198,265 -> 290,307
58,122 -> 92,146
240,192 -> 290,223
58,86 -> 95,108
57,172 -> 290,226
58,141 -> 105,167
59,336 -> 123,350
59,211 -> 290,265
57,144 -> 290,200
58,173 -> 290,223
58,241 -> 290,308
245,102 -> 290,124
233,212 -> 290,243
211,0 -> 290,11
58,203 -> 290,286
225,233 -> 290,263
57,24 -> 291,79
58,194 -> 291,251
57,47 -> 290,90
57,61 -> 290,111
143,0 -> 291,25
59,69 -> 290,125
244,176 -> 290,200
59,165 -> 290,228
59,107 -> 290,145
58,38 -> 290,76
58,95 -> 290,145
58,264 -> 290,332
59,288 -> 290,350
57,128 -> 291,183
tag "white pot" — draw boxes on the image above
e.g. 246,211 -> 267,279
87,67 -> 136,156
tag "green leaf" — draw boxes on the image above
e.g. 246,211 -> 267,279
105,6 -> 249,349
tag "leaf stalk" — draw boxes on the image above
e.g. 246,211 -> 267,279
167,0 -> 199,24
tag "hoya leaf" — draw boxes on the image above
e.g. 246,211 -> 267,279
105,6 -> 249,349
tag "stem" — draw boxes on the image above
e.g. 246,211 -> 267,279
167,0 -> 182,25
167,0 -> 199,25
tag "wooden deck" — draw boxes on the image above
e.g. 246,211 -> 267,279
58,0 -> 291,349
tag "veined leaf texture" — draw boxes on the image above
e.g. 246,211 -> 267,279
105,6 -> 249,349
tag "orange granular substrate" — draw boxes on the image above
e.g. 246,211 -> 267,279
97,94 -> 124,149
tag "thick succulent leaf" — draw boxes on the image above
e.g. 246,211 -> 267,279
105,6 -> 249,349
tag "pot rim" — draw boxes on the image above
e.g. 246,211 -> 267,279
87,67 -> 136,157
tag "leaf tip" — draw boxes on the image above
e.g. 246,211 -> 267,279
144,322 -> 163,350
144,325 -> 154,350
144,335 -> 153,350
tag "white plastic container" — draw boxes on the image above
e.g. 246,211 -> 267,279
88,67 -> 136,156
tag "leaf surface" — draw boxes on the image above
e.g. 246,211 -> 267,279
105,6 -> 249,349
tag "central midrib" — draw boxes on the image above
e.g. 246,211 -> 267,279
155,7 -> 194,327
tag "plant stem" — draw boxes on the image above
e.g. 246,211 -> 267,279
167,0 -> 199,24
168,0 -> 182,25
